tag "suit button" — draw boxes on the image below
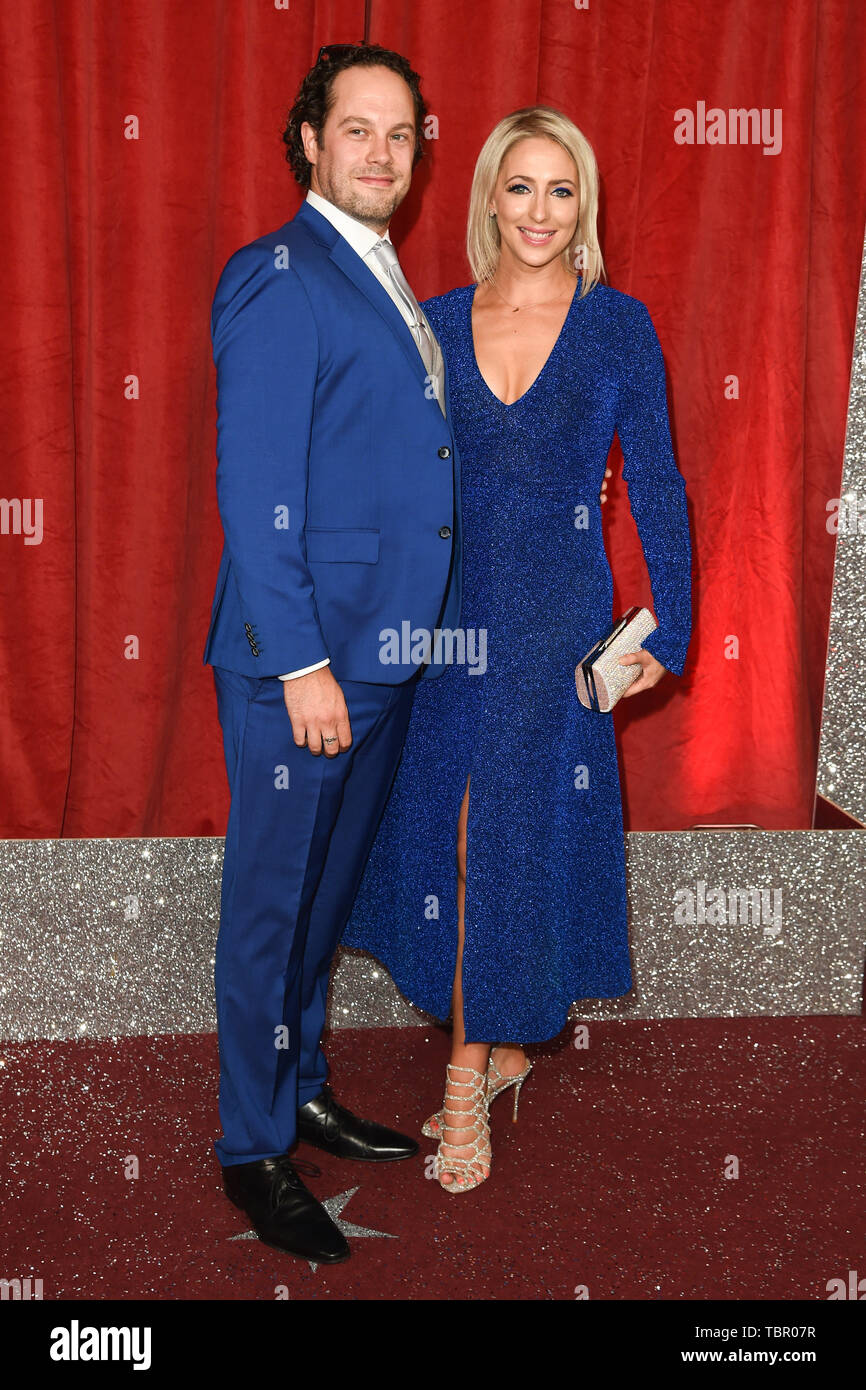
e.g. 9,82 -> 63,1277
438,525 -> 451,539
244,622 -> 253,633
438,446 -> 451,458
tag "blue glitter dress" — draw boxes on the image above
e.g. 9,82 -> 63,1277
341,278 -> 692,1044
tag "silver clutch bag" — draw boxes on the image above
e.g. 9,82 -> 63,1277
575,606 -> 657,712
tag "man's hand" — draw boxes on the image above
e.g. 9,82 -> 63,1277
618,649 -> 666,696
281,666 -> 352,756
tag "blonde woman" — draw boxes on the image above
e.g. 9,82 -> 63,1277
343,107 -> 692,1191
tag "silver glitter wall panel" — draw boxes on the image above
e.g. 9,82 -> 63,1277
0,838 -> 224,1043
568,830 -> 865,1020
816,231 -> 866,822
0,832 -> 862,1042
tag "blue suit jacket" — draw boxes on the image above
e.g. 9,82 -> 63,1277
202,200 -> 462,683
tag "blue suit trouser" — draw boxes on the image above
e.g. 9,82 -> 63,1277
211,665 -> 419,1167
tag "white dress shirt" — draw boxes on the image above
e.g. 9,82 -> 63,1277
278,189 -> 421,682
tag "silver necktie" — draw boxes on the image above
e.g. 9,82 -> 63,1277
369,238 -> 445,415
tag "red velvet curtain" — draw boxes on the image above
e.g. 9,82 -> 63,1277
1,0 -> 864,838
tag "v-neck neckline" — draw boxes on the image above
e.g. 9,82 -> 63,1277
467,277 -> 580,409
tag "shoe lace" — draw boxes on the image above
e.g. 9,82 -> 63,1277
269,1155 -> 322,1212
312,1087 -> 345,1141
291,1157 -> 322,1179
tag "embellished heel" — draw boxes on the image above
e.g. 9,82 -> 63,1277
511,1070 -> 529,1122
422,1048 -> 532,1137
488,1048 -> 533,1124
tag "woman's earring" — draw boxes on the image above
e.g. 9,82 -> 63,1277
488,210 -> 496,218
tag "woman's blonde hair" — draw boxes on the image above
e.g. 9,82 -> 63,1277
466,106 -> 605,298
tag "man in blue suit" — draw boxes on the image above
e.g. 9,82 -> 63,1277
202,43 -> 461,1263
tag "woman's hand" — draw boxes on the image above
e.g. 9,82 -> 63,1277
618,649 -> 666,696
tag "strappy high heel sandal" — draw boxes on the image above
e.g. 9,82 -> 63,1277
422,1048 -> 532,1138
434,1063 -> 492,1194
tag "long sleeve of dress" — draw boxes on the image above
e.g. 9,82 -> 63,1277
615,300 -> 693,677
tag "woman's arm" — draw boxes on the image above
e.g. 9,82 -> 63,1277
614,300 -> 693,679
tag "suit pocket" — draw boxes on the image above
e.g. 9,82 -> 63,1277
304,527 -> 380,563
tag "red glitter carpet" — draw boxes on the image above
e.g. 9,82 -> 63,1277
2,1019 -> 864,1300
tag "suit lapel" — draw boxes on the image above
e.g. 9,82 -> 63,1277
293,201 -> 433,400
444,349 -> 453,418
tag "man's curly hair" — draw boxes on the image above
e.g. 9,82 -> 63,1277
282,43 -> 428,188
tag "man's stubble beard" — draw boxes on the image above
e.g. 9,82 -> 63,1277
315,164 -> 409,229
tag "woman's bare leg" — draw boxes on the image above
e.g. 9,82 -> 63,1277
439,774 -> 526,1186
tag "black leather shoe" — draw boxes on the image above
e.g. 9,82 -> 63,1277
296,1084 -> 419,1161
222,1154 -> 350,1263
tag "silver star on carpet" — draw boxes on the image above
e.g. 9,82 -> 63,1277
229,1185 -> 397,1271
